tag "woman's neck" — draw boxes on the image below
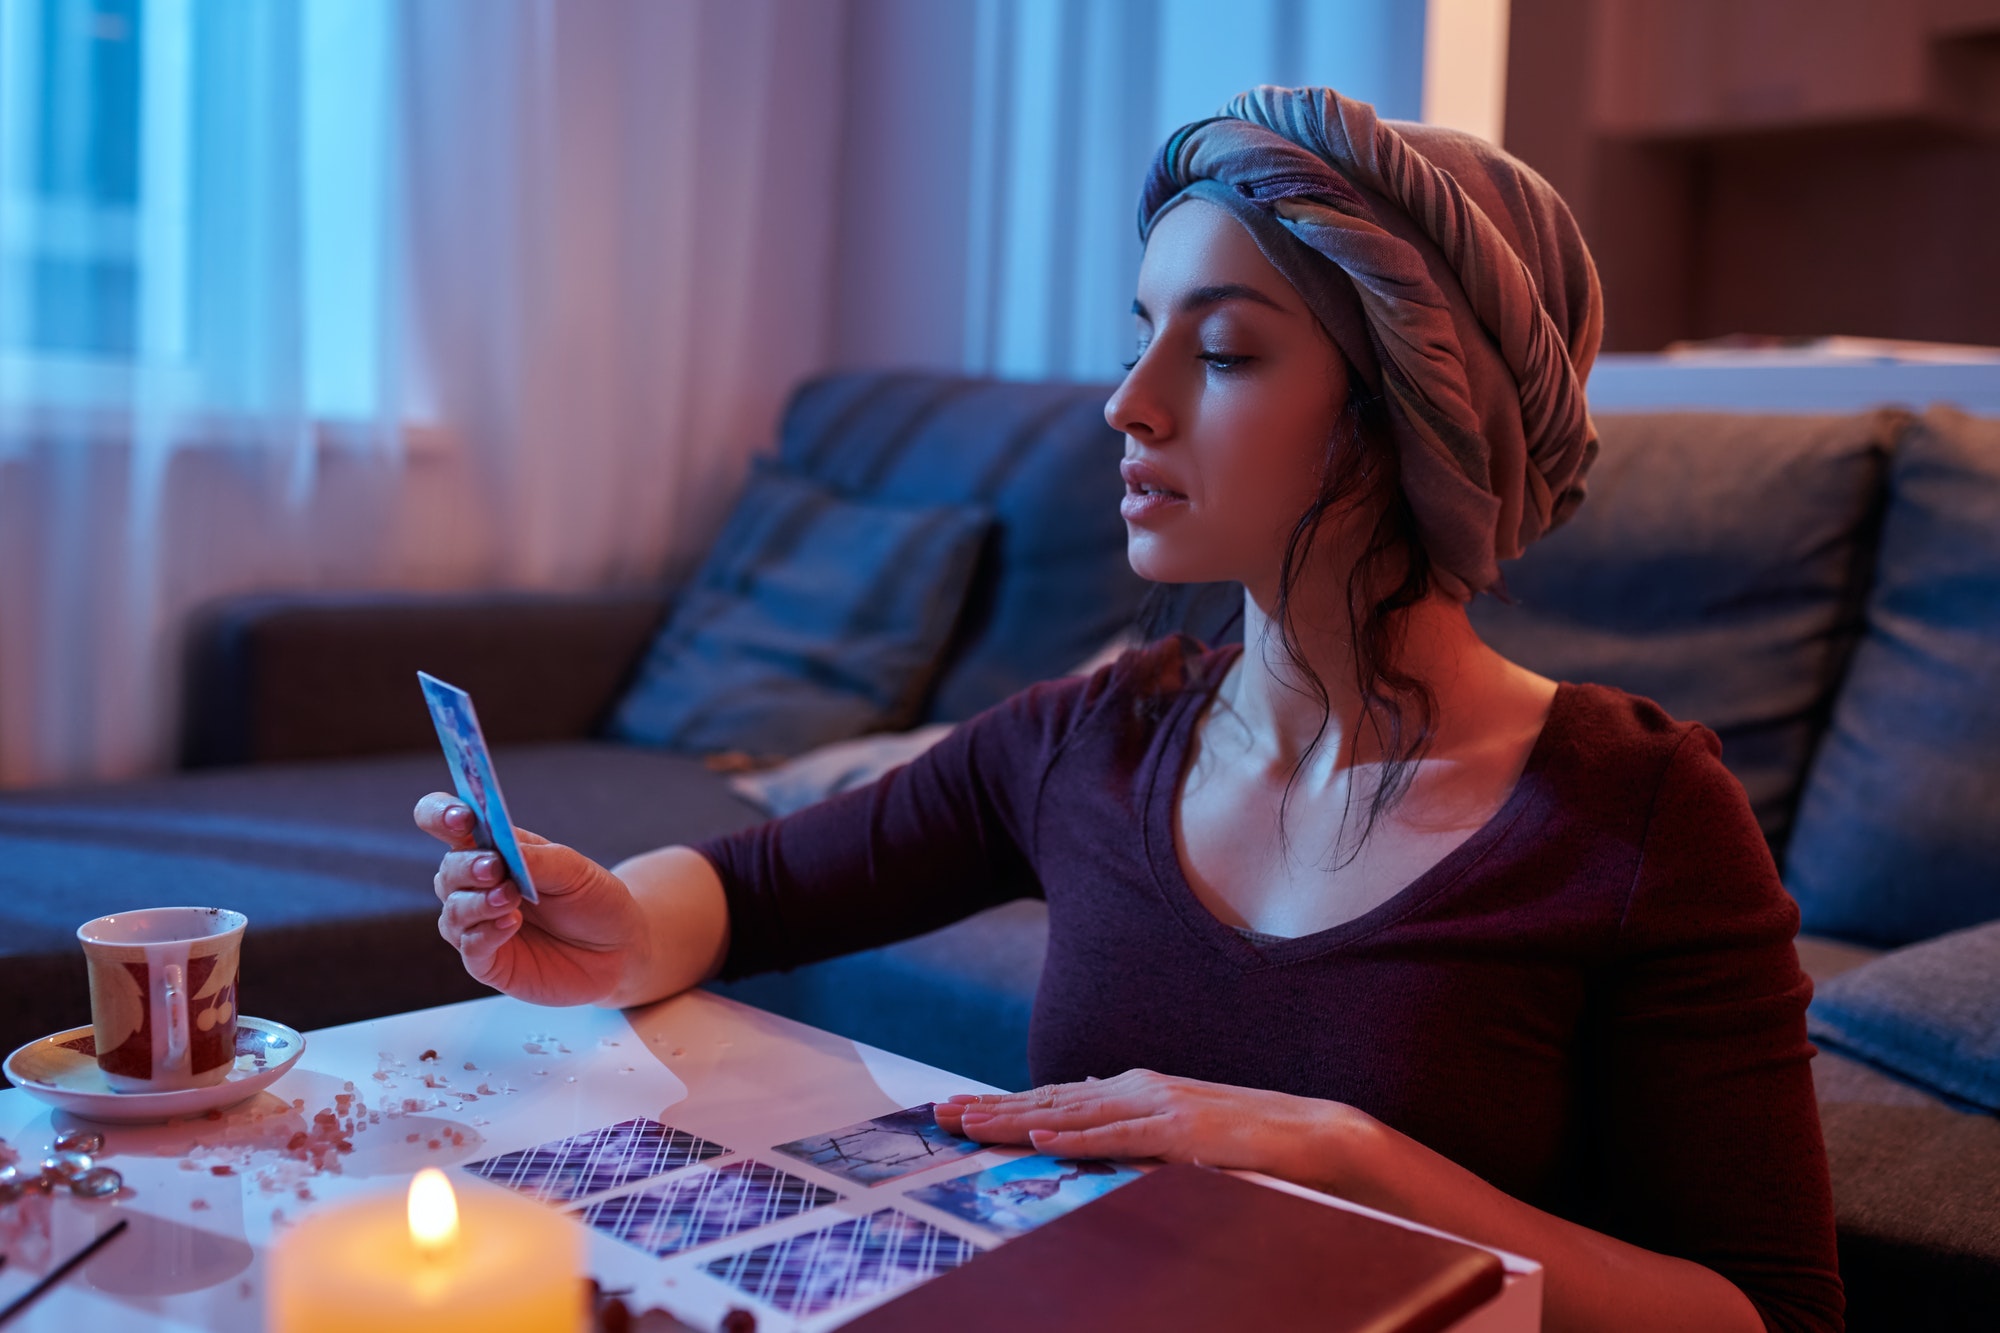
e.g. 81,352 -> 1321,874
1215,579 -> 1502,786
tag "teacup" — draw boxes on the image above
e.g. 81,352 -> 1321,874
76,907 -> 246,1092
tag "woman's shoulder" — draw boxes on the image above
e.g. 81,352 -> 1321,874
1534,680 -> 1764,855
1544,680 -> 1725,786
960,632 -> 1233,754
1541,682 -> 1785,930
1099,631 -> 1240,700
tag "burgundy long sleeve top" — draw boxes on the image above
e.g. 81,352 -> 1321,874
697,638 -> 1844,1332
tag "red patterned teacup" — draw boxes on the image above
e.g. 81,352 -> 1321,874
76,907 -> 247,1092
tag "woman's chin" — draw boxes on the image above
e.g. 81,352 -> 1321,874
1124,535 -> 1223,585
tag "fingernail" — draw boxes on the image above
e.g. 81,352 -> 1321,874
486,887 -> 510,907
474,854 -> 499,881
945,1094 -> 982,1105
446,806 -> 471,830
1029,1129 -> 1056,1148
960,1111 -> 993,1125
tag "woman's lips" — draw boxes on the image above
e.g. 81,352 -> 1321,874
1120,459 -> 1187,524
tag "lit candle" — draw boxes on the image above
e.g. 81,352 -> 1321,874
269,1168 -> 584,1333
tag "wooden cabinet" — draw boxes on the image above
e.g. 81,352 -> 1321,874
1589,1 -> 1934,137
1506,0 -> 2000,350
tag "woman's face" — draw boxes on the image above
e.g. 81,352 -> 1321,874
1105,197 -> 1349,597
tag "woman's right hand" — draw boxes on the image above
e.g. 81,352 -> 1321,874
415,792 -> 652,1007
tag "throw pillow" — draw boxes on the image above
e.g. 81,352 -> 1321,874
769,373 -> 1148,723
728,724 -> 957,817
1784,407 -> 2000,943
1808,919 -> 2000,1113
726,632 -> 1138,816
607,467 -> 991,757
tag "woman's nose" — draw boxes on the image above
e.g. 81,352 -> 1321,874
1105,353 -> 1169,442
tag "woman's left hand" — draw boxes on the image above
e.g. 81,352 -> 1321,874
932,1069 -> 1378,1190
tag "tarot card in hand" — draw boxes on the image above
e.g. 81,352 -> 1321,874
702,1207 -> 978,1318
773,1103 -> 984,1187
906,1155 -> 1144,1239
418,670 -> 538,902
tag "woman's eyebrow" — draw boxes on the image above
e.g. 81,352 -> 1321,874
1131,283 -> 1290,324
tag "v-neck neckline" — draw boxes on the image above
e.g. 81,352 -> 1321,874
1140,644 -> 1566,971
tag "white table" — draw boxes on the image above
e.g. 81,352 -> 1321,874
0,992 -> 1541,1331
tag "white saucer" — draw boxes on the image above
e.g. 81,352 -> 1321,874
3,1016 -> 306,1124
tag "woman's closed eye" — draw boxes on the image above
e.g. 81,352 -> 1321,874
1119,349 -> 1254,372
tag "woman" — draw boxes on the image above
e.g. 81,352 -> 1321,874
419,88 -> 1841,1333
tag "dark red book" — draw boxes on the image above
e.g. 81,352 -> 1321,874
847,1163 -> 1506,1333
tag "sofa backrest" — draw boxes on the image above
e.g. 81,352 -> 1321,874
1782,407 -> 2000,945
775,371 -> 1144,723
777,376 -> 1984,931
1470,409 -> 1906,860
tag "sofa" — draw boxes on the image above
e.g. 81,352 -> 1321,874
3,370 -> 1996,1329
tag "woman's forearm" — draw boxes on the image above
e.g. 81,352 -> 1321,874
1286,1109 -> 1766,1333
599,846 -> 732,1008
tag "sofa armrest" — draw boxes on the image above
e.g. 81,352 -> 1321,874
179,588 -> 669,767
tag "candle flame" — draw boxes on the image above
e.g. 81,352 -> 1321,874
407,1167 -> 459,1255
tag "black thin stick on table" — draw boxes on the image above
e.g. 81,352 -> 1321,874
0,1218 -> 128,1327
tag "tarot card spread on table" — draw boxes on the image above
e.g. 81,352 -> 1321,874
703,1208 -> 978,1318
418,670 -> 539,902
466,1119 -> 727,1202
906,1156 -> 1145,1239
578,1159 -> 840,1257
773,1103 -> 984,1187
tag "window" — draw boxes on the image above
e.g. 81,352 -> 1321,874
0,0 -> 163,370
0,0 -> 393,419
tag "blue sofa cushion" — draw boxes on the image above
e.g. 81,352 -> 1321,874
1808,920 -> 2000,1112
609,466 -> 991,756
772,373 -> 1146,723
1785,407 -> 2000,944
1470,409 -> 1902,855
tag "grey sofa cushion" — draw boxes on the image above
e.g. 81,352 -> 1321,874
773,373 -> 1147,723
609,467 -> 991,756
1820,1101 -> 2000,1331
1471,409 -> 1903,855
1785,408 -> 2000,945
0,743 -> 765,1058
1808,920 -> 2000,1113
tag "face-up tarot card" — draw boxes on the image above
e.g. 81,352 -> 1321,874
418,670 -> 539,903
905,1156 -> 1145,1239
772,1103 -> 984,1187
702,1208 -> 979,1318
464,1118 -> 727,1203
577,1158 -> 840,1257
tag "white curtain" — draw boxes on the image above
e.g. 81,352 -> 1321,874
0,0 -> 843,786
833,0 -> 1427,382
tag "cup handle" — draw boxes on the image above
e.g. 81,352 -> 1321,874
162,962 -> 189,1070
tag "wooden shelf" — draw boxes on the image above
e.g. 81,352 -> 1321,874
1586,0 -> 2000,141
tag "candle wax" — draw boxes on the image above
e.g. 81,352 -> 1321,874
269,1177 -> 583,1333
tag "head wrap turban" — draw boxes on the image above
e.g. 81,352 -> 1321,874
1139,86 -> 1604,600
